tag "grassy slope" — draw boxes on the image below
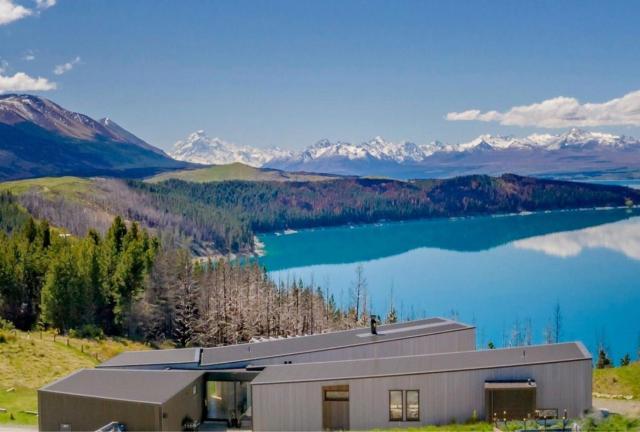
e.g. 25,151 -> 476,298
0,330 -> 149,426
145,162 -> 340,183
0,176 -> 93,200
594,362 -> 640,399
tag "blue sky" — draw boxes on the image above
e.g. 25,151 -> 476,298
1,0 -> 640,151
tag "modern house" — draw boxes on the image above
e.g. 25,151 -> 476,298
38,317 -> 592,431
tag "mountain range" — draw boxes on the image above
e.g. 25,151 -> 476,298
171,129 -> 640,179
0,94 -> 189,180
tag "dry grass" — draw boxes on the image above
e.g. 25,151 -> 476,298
0,330 -> 150,425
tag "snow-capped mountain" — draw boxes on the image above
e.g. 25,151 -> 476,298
170,130 -> 293,167
171,128 -> 640,179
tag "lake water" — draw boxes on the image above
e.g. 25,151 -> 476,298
259,207 -> 640,361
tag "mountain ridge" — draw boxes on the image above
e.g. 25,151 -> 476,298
0,94 -> 190,180
170,128 -> 640,179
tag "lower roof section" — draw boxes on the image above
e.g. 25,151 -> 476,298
251,342 -> 591,385
39,369 -> 204,405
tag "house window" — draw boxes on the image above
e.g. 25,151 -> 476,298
389,390 -> 403,421
406,390 -> 420,421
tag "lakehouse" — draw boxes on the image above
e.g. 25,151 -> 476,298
38,317 -> 592,431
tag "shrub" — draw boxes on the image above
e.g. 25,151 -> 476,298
69,324 -> 105,340
0,318 -> 15,331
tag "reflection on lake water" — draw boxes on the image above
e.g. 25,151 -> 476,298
260,208 -> 640,360
515,218 -> 640,260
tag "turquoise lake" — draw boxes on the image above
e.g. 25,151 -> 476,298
259,207 -> 640,360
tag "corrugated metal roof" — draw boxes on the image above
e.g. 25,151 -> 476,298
201,317 -> 472,366
40,369 -> 204,404
98,347 -> 201,368
252,342 -> 591,385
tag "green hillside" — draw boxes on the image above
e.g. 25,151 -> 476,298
145,162 -> 340,183
0,176 -> 93,200
0,329 -> 151,426
594,362 -> 640,399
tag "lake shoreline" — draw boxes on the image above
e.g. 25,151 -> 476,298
256,204 -> 639,256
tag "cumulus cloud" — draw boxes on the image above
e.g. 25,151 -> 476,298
0,0 -> 32,25
36,0 -> 56,9
0,71 -> 57,93
446,90 -> 640,128
53,56 -> 81,75
0,59 -> 8,74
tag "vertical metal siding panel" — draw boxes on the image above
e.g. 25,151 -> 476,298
37,392 -> 159,431
254,359 -> 590,431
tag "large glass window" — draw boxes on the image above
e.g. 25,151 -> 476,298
389,390 -> 403,421
406,390 -> 420,421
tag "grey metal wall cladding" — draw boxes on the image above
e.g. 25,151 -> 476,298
38,373 -> 205,432
38,392 -> 161,432
161,376 -> 205,431
252,359 -> 592,431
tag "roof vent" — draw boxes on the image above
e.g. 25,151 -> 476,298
370,315 -> 379,335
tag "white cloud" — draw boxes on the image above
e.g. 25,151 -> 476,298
23,50 -> 35,61
0,0 -> 32,25
446,90 -> 640,128
36,0 -> 56,9
53,56 -> 81,75
0,71 -> 56,93
0,59 -> 8,74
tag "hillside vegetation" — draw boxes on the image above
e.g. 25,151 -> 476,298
2,174 -> 639,255
0,329 -> 149,425
594,362 -> 640,399
146,162 -> 341,183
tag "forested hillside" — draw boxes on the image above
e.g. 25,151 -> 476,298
2,174 -> 639,255
128,174 -> 640,251
0,195 -> 359,344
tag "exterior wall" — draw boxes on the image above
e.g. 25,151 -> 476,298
161,376 -> 204,431
240,328 -> 475,368
38,392 -> 161,432
252,359 -> 592,431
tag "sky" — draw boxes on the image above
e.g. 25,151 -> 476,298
1,0 -> 640,151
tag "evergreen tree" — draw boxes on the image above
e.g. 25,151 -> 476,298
41,247 -> 90,331
621,353 -> 632,367
596,348 -> 612,369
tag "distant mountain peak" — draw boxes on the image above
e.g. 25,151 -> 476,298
170,130 -> 293,167
0,94 -> 185,180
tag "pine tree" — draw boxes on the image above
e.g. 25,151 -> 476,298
621,353 -> 632,367
41,247 -> 90,332
596,348 -> 612,369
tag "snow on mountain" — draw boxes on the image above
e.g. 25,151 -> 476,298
0,94 -> 168,157
170,130 -> 293,167
170,128 -> 640,178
